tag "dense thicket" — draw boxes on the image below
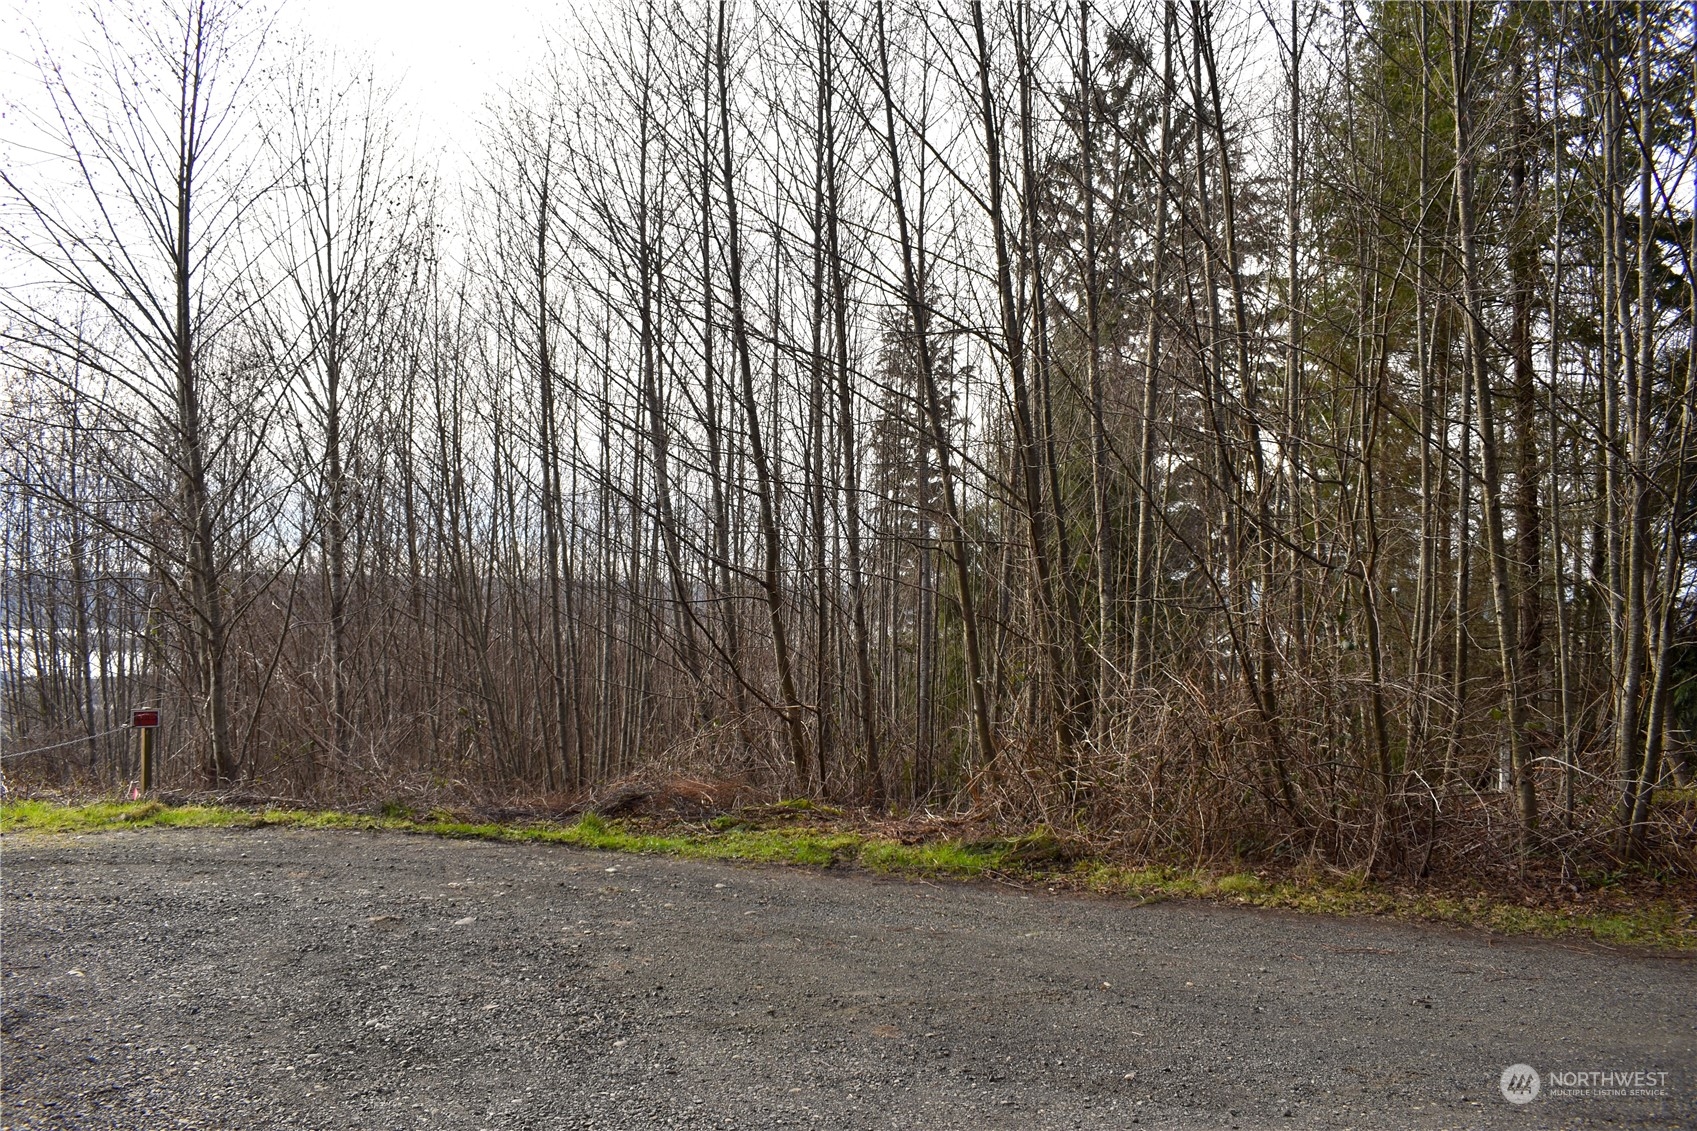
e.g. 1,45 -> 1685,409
4,0 -> 1693,874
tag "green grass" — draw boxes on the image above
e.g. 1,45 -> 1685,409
1214,872 -> 1267,896
3,798 -> 1691,951
0,798 -> 249,834
1074,862 -> 1694,950
859,838 -> 1005,876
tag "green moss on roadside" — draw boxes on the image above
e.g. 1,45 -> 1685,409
0,799 -> 246,834
3,798 -> 1690,950
1080,863 -> 1209,898
1215,872 -> 1266,896
861,838 -> 1007,876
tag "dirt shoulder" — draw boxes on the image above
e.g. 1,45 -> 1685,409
5,798 -> 1693,951
3,825 -> 1693,1130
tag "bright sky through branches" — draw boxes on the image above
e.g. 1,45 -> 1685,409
3,0 -> 566,170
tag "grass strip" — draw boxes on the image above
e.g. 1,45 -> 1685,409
3,798 -> 1691,951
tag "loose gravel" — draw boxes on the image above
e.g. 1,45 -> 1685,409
2,827 -> 1692,1130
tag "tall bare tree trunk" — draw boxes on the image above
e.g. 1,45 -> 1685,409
875,1 -> 997,773
175,85 -> 236,786
716,2 -> 811,787
1130,3 -> 1175,689
971,2 -> 1079,769
818,3 -> 881,802
1449,2 -> 1536,848
1076,0 -> 1113,711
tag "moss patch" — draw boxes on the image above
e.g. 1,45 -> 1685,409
859,838 -> 1006,876
3,798 -> 1691,951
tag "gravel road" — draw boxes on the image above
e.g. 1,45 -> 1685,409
2,827 -> 1691,1130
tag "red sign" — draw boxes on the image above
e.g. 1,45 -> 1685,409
131,710 -> 160,728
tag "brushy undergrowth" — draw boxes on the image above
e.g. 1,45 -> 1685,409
3,798 -> 1691,951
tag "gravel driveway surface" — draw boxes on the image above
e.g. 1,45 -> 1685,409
2,827 -> 1691,1130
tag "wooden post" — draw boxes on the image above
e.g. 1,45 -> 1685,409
131,710 -> 160,793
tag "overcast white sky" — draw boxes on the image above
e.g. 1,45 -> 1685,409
3,0 -> 576,169
275,0 -> 563,162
